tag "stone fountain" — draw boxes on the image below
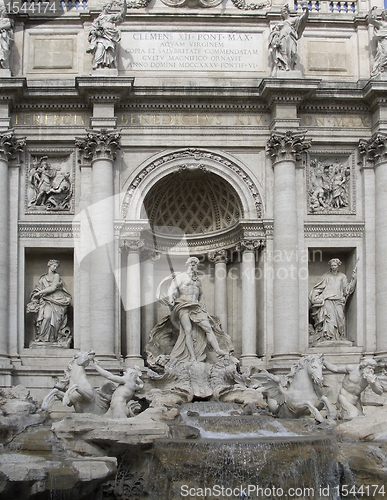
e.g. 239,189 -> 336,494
2,257 -> 387,499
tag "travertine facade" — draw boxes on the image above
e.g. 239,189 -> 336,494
1,0 -> 386,398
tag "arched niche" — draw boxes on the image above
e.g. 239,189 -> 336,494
121,148 -> 265,254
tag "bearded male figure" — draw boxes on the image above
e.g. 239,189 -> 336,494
146,257 -> 233,365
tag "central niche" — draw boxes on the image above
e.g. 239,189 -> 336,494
143,169 -> 243,235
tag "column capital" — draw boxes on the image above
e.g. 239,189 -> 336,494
141,249 -> 161,263
208,249 -> 229,264
0,130 -> 25,163
120,239 -> 145,253
75,129 -> 121,163
266,130 -> 311,164
359,133 -> 387,166
236,239 -> 263,253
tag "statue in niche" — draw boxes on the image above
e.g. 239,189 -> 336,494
28,156 -> 73,211
86,0 -> 127,70
368,7 -> 387,79
323,358 -> 383,419
309,159 -> 351,213
309,258 -> 357,346
268,2 -> 309,74
0,7 -> 12,71
26,260 -> 72,347
93,360 -> 144,418
146,257 -> 233,365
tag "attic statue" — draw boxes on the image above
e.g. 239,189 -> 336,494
268,3 -> 309,74
0,7 -> 12,71
87,0 -> 127,69
368,7 -> 387,78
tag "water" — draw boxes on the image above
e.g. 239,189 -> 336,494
134,403 -> 343,500
146,436 -> 341,500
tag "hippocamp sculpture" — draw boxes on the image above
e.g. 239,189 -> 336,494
252,354 -> 336,422
42,350 -> 115,414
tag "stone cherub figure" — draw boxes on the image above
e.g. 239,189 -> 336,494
26,260 -> 72,346
368,7 -> 387,78
86,0 -> 127,70
323,358 -> 383,419
268,2 -> 309,74
309,258 -> 357,345
146,257 -> 233,365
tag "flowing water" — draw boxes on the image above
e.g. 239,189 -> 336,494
136,403 -> 344,500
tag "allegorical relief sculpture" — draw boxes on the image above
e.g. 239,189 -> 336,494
26,260 -> 72,347
309,258 -> 357,346
0,6 -> 13,71
268,2 -> 309,74
87,0 -> 127,70
27,156 -> 73,211
368,7 -> 387,79
308,159 -> 351,213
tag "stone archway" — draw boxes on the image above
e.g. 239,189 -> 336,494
122,148 -> 263,224
120,148 -> 266,364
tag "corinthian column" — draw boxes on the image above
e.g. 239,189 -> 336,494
208,249 -> 229,333
76,129 -> 120,357
0,131 -> 24,368
267,131 -> 310,359
122,239 -> 144,366
359,134 -> 387,354
141,250 -> 160,351
236,239 -> 261,364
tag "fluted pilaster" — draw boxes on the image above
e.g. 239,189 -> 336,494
267,131 -> 310,358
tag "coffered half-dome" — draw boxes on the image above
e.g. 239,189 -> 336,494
143,168 -> 243,235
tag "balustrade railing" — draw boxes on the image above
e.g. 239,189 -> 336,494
294,0 -> 357,13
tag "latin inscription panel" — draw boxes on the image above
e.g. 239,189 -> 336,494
121,31 -> 262,72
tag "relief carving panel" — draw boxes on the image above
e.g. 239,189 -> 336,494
26,153 -> 74,214
307,153 -> 355,215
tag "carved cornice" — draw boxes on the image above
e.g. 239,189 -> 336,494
304,222 -> 364,239
299,102 -> 369,114
266,130 -> 311,164
119,101 -> 269,112
138,221 -> 266,254
122,148 -> 262,218
18,222 -> 80,238
0,130 -> 25,162
208,249 -> 229,264
14,103 -> 89,111
359,133 -> 387,165
75,129 -> 121,163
